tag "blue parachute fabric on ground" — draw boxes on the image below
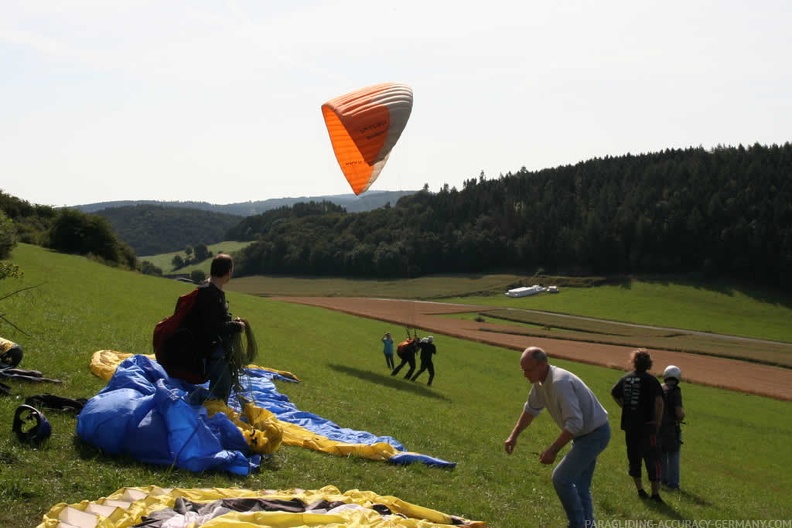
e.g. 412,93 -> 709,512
231,367 -> 406,450
76,355 -> 260,475
230,363 -> 456,468
387,452 -> 456,467
79,354 -> 456,471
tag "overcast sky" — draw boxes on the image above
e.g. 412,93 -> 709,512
2,0 -> 790,207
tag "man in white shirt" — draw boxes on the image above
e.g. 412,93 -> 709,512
504,346 -> 611,528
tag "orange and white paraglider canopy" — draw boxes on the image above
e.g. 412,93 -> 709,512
321,82 -> 413,195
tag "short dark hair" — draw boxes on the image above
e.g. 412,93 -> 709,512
631,349 -> 653,372
210,253 -> 234,278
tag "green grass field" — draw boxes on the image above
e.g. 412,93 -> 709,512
2,244 -> 791,527
140,240 -> 252,275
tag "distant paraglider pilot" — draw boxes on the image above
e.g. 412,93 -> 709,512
391,335 -> 418,379
411,336 -> 437,386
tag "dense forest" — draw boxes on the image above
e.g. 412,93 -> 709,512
233,144 -> 792,292
3,143 -> 791,292
92,205 -> 242,255
78,191 -> 417,254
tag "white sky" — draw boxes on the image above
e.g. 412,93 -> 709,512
1,0 -> 790,207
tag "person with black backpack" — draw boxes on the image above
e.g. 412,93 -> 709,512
660,365 -> 686,491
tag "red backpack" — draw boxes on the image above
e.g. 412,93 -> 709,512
153,289 -> 206,383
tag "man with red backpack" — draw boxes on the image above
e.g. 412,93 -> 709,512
157,253 -> 246,403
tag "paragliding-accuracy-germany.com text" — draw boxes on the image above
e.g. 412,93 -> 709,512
591,520 -> 792,528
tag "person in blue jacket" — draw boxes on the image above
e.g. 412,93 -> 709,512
381,332 -> 395,370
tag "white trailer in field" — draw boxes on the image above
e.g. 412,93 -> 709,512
505,285 -> 546,297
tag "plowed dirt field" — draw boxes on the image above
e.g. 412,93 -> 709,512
275,296 -> 792,401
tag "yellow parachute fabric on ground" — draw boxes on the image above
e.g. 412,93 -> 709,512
37,485 -> 488,527
203,399 -> 398,461
203,399 -> 283,455
89,350 -> 299,383
88,351 -> 403,462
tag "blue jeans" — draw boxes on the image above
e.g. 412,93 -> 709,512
552,422 -> 611,528
661,449 -> 681,488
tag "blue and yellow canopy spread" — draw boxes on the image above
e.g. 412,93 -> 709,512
322,82 -> 413,195
76,351 -> 455,476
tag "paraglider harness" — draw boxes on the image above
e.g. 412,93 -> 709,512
396,338 -> 419,359
396,328 -> 420,359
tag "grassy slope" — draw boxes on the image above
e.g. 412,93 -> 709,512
1,244 -> 790,527
139,240 -> 252,275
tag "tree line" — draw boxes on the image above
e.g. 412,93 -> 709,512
0,192 -> 136,271
3,142 -> 791,293
232,143 -> 792,292
93,204 -> 242,256
77,191 -> 417,255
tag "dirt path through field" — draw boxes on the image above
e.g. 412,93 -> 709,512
274,296 -> 792,402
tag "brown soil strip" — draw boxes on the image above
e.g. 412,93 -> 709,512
274,296 -> 792,402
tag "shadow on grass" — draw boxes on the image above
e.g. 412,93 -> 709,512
645,499 -> 684,519
674,488 -> 712,507
74,436 -> 184,473
327,364 -> 451,402
72,435 -> 279,475
638,488 -> 712,519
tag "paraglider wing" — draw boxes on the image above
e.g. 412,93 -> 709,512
321,82 -> 413,195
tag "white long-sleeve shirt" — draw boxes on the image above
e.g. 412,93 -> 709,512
524,365 -> 609,437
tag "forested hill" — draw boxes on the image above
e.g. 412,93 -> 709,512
75,190 -> 417,216
81,191 -> 418,254
234,143 -> 792,292
93,205 -> 242,256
